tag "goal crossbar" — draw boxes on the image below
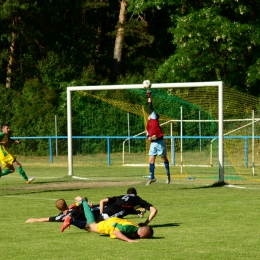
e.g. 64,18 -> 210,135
67,81 -> 224,182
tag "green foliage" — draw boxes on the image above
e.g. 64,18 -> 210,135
246,58 -> 260,94
0,78 -> 67,142
128,0 -> 179,13
0,86 -> 16,124
38,51 -> 78,90
156,6 -> 260,92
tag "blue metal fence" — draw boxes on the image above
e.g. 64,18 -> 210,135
11,135 -> 258,166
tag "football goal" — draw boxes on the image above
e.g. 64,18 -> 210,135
66,81 -> 225,183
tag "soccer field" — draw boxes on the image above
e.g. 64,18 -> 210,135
1,162 -> 260,260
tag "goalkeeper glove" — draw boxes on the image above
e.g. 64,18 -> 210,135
146,90 -> 151,98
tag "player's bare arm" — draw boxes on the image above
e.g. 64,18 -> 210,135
113,230 -> 138,243
26,218 -> 50,223
99,198 -> 109,214
142,206 -> 158,226
9,138 -> 20,144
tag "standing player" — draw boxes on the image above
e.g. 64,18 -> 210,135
145,91 -> 171,185
0,124 -> 34,184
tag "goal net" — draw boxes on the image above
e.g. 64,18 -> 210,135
67,82 -> 227,184
222,114 -> 260,182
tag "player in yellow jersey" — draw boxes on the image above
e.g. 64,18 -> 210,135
61,197 -> 154,242
0,124 -> 34,184
95,217 -> 141,239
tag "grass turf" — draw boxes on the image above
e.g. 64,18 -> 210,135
1,162 -> 260,260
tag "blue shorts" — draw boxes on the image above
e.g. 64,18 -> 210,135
148,138 -> 167,157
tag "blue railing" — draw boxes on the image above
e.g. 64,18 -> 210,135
12,135 -> 259,166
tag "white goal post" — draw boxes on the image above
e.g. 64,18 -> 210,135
66,81 -> 224,183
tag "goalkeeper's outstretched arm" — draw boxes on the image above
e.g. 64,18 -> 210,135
146,91 -> 154,113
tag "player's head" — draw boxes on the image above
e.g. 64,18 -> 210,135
1,123 -> 11,133
127,187 -> 137,195
55,199 -> 68,211
2,123 -> 11,128
138,226 -> 154,238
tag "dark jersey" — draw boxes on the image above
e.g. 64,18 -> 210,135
103,194 -> 152,218
49,206 -> 86,222
48,205 -> 100,222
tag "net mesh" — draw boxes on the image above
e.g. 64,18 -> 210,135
70,85 -> 260,183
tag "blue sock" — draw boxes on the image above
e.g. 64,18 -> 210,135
149,163 -> 155,179
164,161 -> 170,176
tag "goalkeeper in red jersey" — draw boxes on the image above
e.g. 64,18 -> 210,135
145,91 -> 171,185
0,124 -> 34,184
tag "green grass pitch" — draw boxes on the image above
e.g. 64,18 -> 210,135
1,160 -> 260,260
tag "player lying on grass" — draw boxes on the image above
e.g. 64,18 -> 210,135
93,187 -> 157,225
26,198 -> 95,223
61,197 -> 154,242
25,197 -> 143,223
26,187 -> 157,225
25,199 -> 144,223
60,187 -> 157,226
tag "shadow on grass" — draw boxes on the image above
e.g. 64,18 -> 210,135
150,223 -> 180,228
182,181 -> 229,189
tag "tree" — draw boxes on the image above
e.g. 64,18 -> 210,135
155,1 -> 260,94
113,0 -> 128,75
112,0 -> 178,76
0,0 -> 103,89
0,1 -> 37,88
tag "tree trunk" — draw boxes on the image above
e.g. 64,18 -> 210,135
181,0 -> 187,14
113,0 -> 128,75
95,0 -> 106,57
209,48 -> 222,80
6,31 -> 16,88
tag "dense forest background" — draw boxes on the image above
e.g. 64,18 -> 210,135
1,0 -> 260,140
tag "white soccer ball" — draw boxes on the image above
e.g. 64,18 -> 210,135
143,80 -> 152,89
